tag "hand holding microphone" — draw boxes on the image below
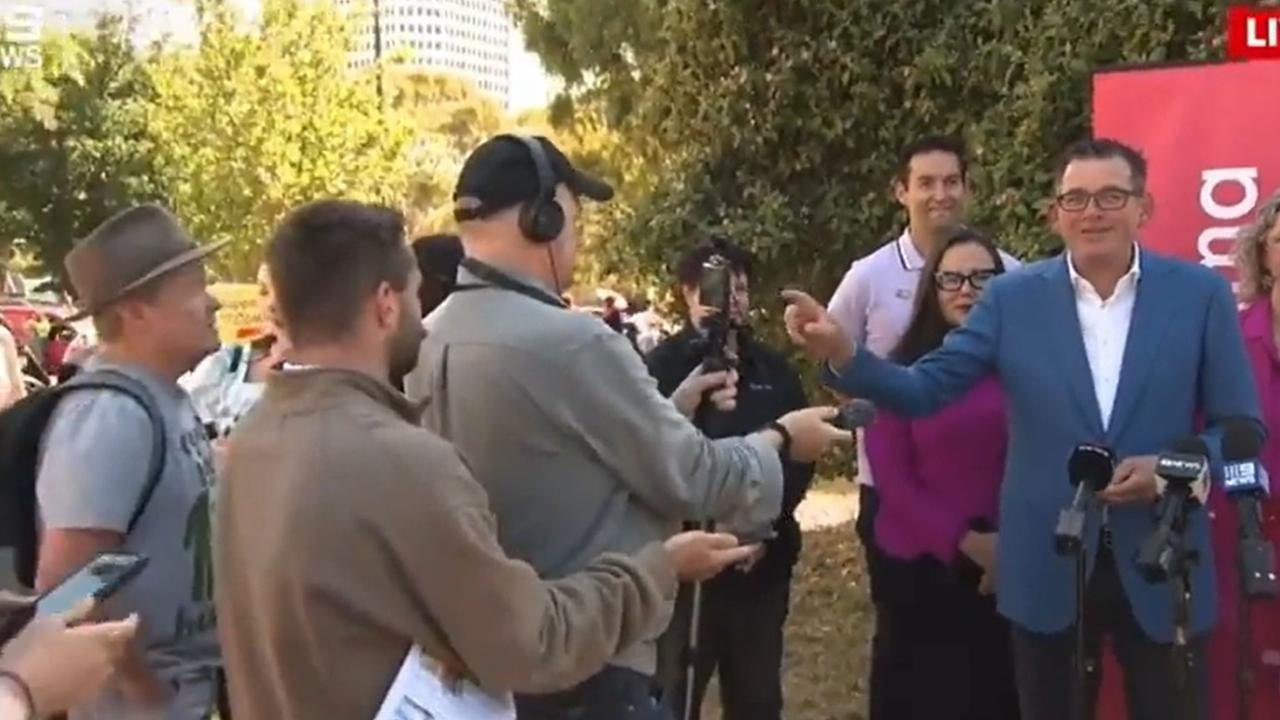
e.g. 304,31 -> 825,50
1136,436 -> 1212,584
1098,455 -> 1162,505
767,402 -> 863,463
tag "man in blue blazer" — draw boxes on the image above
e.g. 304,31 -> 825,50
783,139 -> 1262,719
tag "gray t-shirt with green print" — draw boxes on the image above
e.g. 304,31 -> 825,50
37,358 -> 219,717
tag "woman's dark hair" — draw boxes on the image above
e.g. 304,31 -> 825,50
891,226 -> 1007,365
411,233 -> 464,318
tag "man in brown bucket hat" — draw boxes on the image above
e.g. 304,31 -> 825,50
34,204 -> 226,719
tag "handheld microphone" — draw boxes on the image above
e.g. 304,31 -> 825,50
1054,444 -> 1116,555
1222,418 -> 1277,598
830,399 -> 876,431
1137,437 -> 1211,584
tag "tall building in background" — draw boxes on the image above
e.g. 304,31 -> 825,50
341,0 -> 513,108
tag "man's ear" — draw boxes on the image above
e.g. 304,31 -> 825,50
1044,199 -> 1060,232
892,179 -> 909,207
118,298 -> 148,326
374,281 -> 399,330
1139,193 -> 1155,225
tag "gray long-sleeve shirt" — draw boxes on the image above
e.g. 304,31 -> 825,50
404,263 -> 783,675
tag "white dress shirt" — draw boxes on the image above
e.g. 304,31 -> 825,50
1066,244 -> 1141,430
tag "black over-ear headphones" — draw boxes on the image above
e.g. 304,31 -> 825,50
503,134 -> 565,244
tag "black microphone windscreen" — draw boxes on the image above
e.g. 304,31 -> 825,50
1168,436 -> 1211,458
1222,419 -> 1263,462
841,399 -> 877,429
1068,444 -> 1115,490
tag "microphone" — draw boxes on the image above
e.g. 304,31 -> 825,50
1137,437 -> 1211,584
1222,418 -> 1277,598
1055,444 -> 1116,555
830,399 -> 876,430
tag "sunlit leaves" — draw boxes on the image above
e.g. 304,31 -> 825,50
0,16 -> 161,284
148,0 -> 413,280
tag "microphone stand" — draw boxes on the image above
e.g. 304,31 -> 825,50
1073,545 -> 1088,720
679,303 -> 735,720
682,358 -> 730,720
1235,503 -> 1279,720
1054,497 -> 1090,720
1167,522 -> 1198,720
1238,550 -> 1252,720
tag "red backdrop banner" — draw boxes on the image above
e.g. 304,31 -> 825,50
1092,59 -> 1280,720
1092,60 -> 1280,287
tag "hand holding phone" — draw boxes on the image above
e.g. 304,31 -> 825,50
36,552 -> 149,618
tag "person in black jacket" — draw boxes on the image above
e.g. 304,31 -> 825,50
648,238 -> 813,720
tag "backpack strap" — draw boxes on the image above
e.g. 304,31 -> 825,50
63,369 -> 168,534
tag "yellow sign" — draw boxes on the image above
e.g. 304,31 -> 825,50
209,283 -> 268,344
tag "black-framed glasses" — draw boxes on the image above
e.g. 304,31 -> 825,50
934,269 -> 997,292
1055,188 -> 1137,212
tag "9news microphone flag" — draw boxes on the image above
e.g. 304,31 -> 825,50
1092,60 -> 1280,286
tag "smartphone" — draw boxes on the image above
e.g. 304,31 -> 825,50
735,527 -> 777,545
35,551 -> 149,617
698,257 -> 731,310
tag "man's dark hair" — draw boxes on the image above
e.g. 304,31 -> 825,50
896,135 -> 969,186
892,226 -> 1007,365
674,236 -> 754,287
267,199 -> 412,345
411,233 -> 463,319
1054,138 -> 1148,193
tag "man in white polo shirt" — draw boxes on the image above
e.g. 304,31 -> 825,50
826,135 -> 1019,718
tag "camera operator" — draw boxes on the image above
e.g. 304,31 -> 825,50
404,134 -> 851,719
646,238 -> 813,720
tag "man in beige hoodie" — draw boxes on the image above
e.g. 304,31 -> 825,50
215,199 -> 754,720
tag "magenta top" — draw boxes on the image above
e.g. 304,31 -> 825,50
1239,300 -> 1280,489
865,374 -> 1008,563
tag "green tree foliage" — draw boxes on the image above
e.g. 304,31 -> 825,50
512,0 -> 1228,307
0,16 -> 162,283
389,69 -> 507,234
149,0 -> 412,279
387,67 -> 628,249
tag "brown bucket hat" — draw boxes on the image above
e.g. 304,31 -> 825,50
64,204 -> 227,321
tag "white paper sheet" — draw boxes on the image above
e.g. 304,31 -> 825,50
372,646 -> 516,720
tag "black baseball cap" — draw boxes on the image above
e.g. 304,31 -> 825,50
453,135 -> 615,222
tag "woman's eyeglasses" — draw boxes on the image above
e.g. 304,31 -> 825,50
934,269 -> 997,292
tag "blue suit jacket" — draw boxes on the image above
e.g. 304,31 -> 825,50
826,250 -> 1261,640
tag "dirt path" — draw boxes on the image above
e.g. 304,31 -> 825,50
796,487 -> 857,531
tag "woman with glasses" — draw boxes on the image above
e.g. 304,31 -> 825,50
1201,189 -> 1280,720
863,226 -> 1020,720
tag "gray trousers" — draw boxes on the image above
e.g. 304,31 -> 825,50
1010,543 -> 1208,720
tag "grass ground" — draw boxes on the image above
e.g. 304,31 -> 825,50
779,521 -> 870,719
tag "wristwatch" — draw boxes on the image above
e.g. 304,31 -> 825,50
766,420 -> 792,460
